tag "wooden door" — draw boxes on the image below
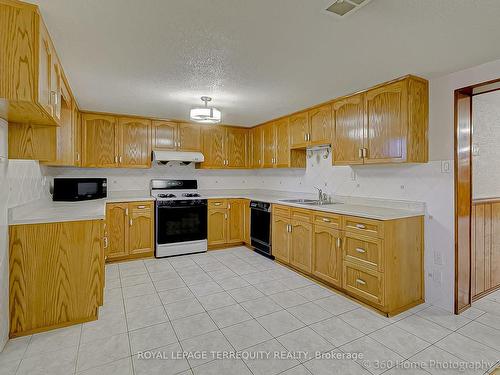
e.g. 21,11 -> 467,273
262,122 -> 276,168
309,105 -> 332,146
106,203 -> 129,260
201,127 -> 225,168
289,112 -> 309,148
178,123 -> 201,151
128,202 -> 154,256
272,215 -> 290,263
290,219 -> 313,273
312,225 -> 342,287
152,121 -> 177,150
38,24 -> 52,115
364,81 -> 408,163
118,117 -> 151,168
226,127 -> 248,168
208,209 -> 227,246
251,126 -> 263,168
81,114 -> 117,167
275,118 -> 290,168
333,94 -> 365,165
227,199 -> 245,243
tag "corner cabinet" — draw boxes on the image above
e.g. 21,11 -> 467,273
333,76 -> 428,165
105,201 -> 154,262
81,114 -> 151,168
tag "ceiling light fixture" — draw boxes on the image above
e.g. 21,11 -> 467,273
190,96 -> 221,124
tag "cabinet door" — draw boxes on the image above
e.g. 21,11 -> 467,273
208,209 -> 227,246
201,127 -> 225,168
128,202 -> 154,256
118,117 -> 151,168
272,215 -> 290,263
226,127 -> 248,168
244,199 -> 251,245
227,199 -> 245,243
51,60 -> 62,122
251,127 -> 263,168
178,123 -> 201,151
364,81 -> 408,163
262,122 -> 276,168
309,104 -> 332,146
290,219 -> 313,273
74,106 -> 82,166
152,121 -> 177,150
333,94 -> 365,165
106,203 -> 129,260
275,118 -> 290,168
81,114 -> 117,167
289,112 -> 309,148
312,225 -> 342,287
38,24 -> 52,115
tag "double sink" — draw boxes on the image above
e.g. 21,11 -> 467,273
279,198 -> 343,206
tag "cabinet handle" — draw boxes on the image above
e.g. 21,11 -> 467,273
307,133 -> 311,141
355,278 -> 366,286
119,156 -> 123,163
51,90 -> 59,106
214,202 -> 222,206
224,213 -> 228,220
228,203 -> 231,209
322,218 -> 331,222
355,224 -> 366,229
76,152 -> 80,162
358,148 -> 363,158
363,148 -> 368,158
130,219 -> 133,226
304,133 -> 307,141
137,205 -> 146,209
336,237 -> 341,248
355,247 -> 366,254
103,237 -> 108,248
114,156 -> 118,163
125,208 -> 129,215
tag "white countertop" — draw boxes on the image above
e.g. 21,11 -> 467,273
8,189 -> 424,225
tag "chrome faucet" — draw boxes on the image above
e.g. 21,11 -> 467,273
314,187 -> 329,203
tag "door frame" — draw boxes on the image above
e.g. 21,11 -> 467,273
454,78 -> 500,314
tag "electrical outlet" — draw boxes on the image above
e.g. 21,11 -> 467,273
434,251 -> 443,266
441,161 -> 451,173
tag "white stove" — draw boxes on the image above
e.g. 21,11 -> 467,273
151,179 -> 207,257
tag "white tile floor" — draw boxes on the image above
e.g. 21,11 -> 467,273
1,246 -> 499,375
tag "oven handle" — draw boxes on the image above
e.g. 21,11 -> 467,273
156,204 -> 207,209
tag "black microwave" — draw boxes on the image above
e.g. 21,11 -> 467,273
52,178 -> 107,201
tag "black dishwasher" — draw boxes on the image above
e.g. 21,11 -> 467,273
250,201 -> 273,258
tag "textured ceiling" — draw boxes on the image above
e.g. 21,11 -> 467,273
30,0 -> 500,126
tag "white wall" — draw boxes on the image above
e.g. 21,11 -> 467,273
0,119 -> 48,350
472,90 -> 500,199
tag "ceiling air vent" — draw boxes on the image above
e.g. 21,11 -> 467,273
325,0 -> 373,17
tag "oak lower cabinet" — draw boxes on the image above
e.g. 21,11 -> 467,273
271,204 -> 424,316
106,201 -> 154,261
9,219 -> 105,337
208,199 -> 246,247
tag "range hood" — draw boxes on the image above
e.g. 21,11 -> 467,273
153,150 -> 205,164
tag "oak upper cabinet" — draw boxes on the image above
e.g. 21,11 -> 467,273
227,199 -> 245,243
81,114 -> 118,168
308,104 -> 332,146
260,119 -> 303,169
289,112 -> 309,148
128,202 -> 154,256
1,1 -> 67,125
118,117 -> 151,168
275,118 -> 290,167
250,126 -> 263,168
106,201 -> 154,261
333,93 -> 365,165
153,121 -> 201,152
201,126 -> 226,168
262,122 -> 276,168
312,224 -> 342,287
333,76 -> 428,165
226,127 -> 248,168
272,213 -> 291,263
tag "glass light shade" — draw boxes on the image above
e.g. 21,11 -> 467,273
190,107 -> 221,124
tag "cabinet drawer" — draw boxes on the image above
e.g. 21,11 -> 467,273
313,212 -> 341,228
273,204 -> 291,218
343,216 -> 384,238
343,261 -> 384,306
291,208 -> 313,223
129,201 -> 153,211
343,233 -> 383,272
208,199 -> 228,209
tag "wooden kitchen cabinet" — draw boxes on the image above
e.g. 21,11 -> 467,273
153,121 -> 201,152
200,127 -> 248,169
250,126 -> 263,168
312,224 -> 342,287
81,114 -> 118,167
262,122 -> 276,168
207,199 -> 246,247
288,106 -> 332,149
290,216 -> 313,274
272,213 -> 291,263
106,201 -> 154,261
260,120 -> 305,169
289,112 -> 309,148
244,199 -> 251,245
118,117 -> 151,168
9,219 -> 104,337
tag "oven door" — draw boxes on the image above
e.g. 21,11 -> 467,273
156,201 -> 207,245
250,207 -> 271,252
